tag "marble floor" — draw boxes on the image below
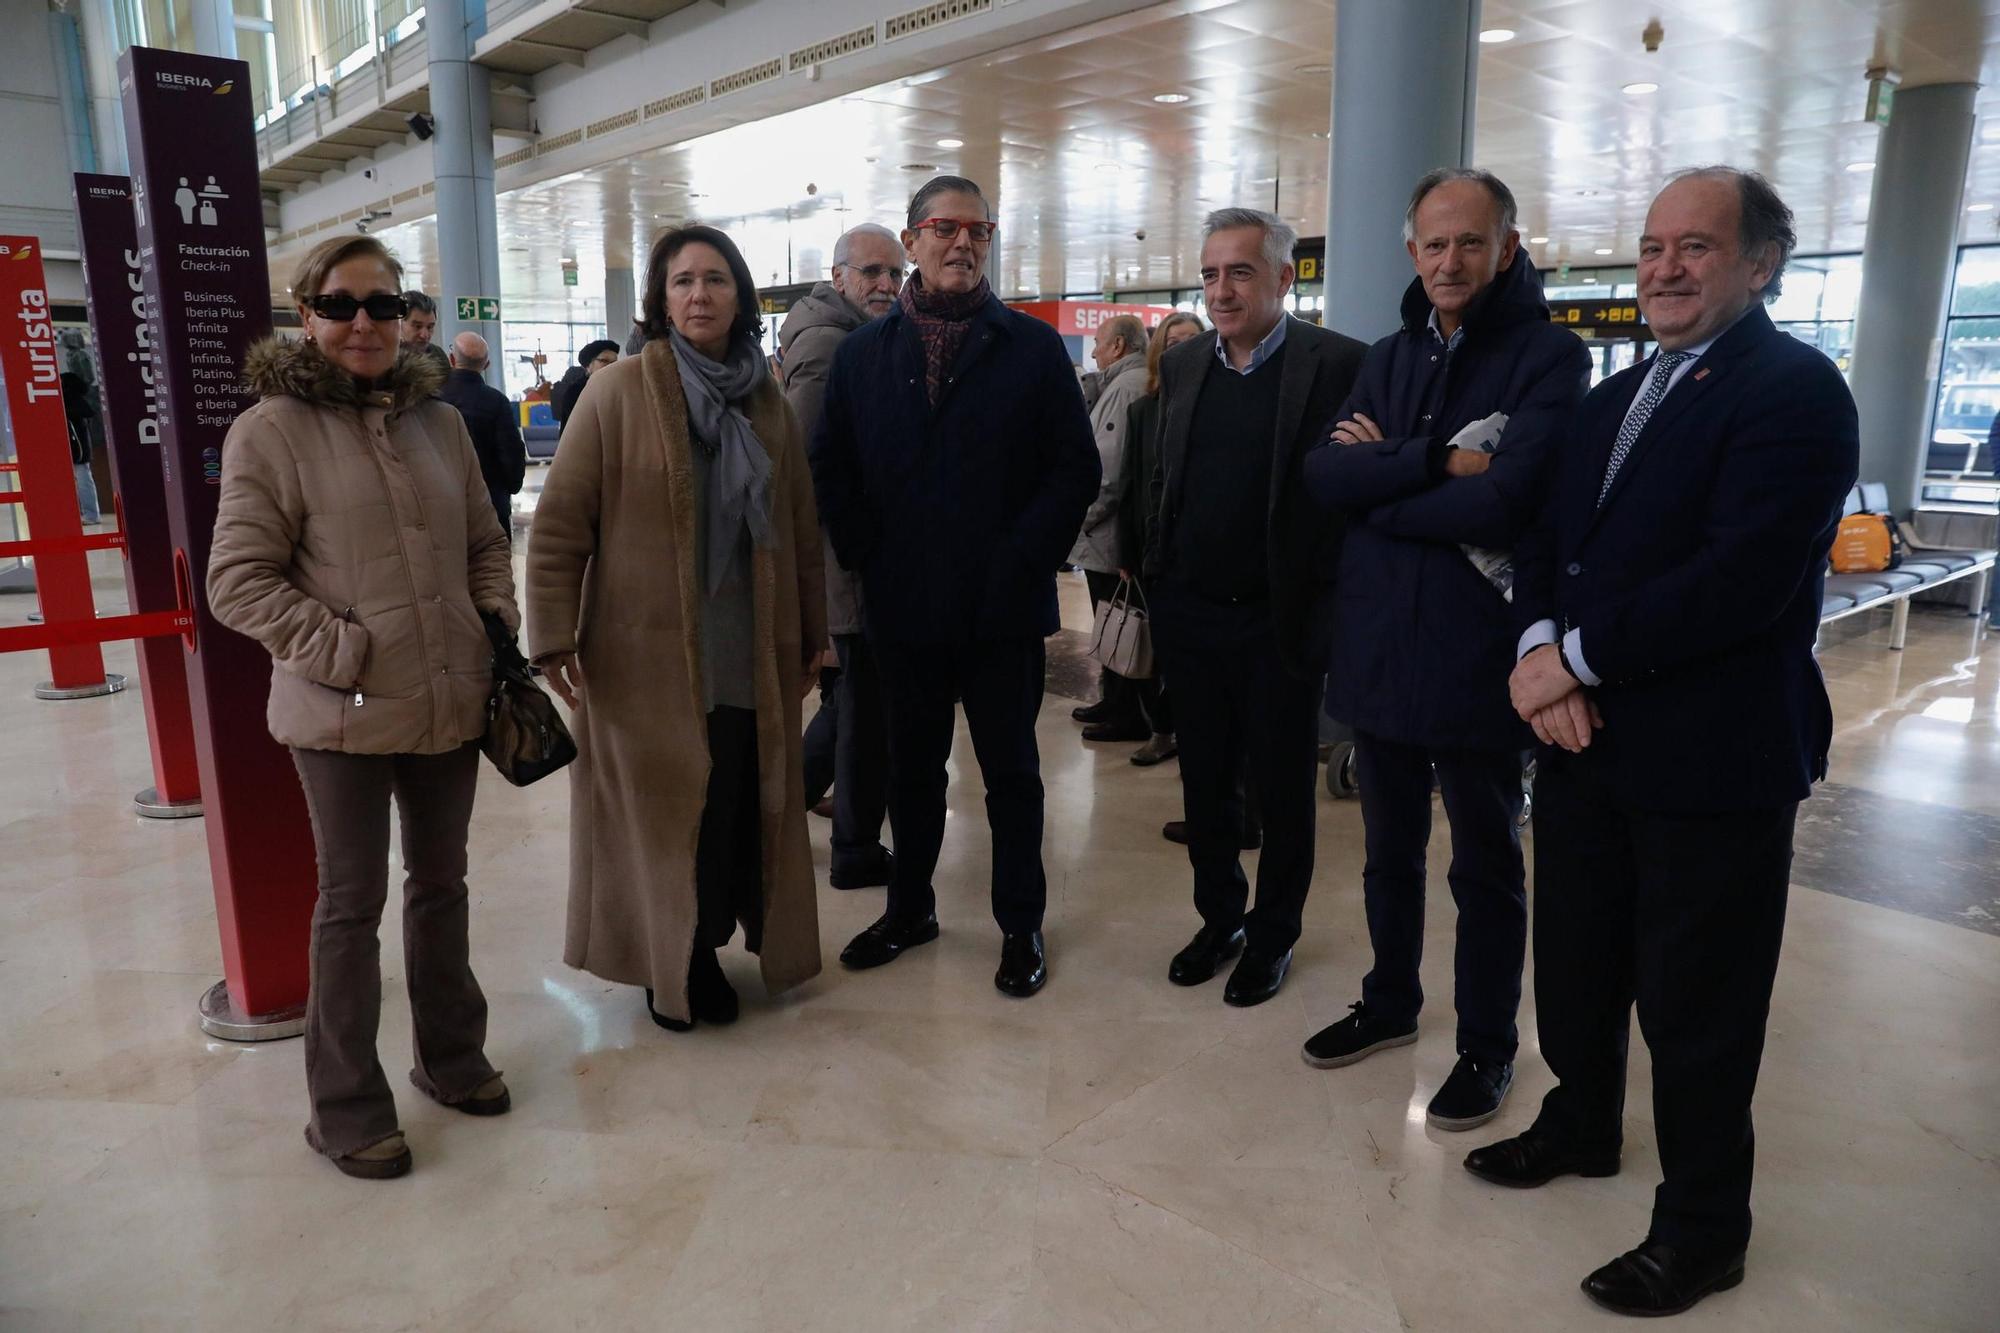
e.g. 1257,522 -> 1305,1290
1,552 -> 1997,1331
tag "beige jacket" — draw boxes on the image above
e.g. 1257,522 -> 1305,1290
526,340 -> 826,1019
207,338 -> 518,754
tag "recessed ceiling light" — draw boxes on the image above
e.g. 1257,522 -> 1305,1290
1969,203 -> 1995,212
1622,81 -> 1659,95
1528,236 -> 1550,244
1152,92 -> 1190,104
1479,27 -> 1516,44
1294,62 -> 1330,75
1845,160 -> 1875,173
1583,275 -> 1599,284
936,137 -> 963,149
1575,189 -> 1599,197
901,162 -> 937,172
1593,247 -> 1615,255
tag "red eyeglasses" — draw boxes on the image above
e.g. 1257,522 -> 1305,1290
911,217 -> 997,243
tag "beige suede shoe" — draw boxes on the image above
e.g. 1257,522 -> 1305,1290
332,1132 -> 411,1180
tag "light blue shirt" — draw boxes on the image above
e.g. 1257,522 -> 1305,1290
1216,314 -> 1289,375
1517,314 -> 1744,686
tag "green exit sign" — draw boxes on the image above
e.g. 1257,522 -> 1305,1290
455,296 -> 503,321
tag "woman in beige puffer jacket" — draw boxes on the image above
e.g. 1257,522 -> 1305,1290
207,235 -> 518,1181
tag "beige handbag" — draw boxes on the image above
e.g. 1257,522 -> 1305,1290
1089,577 -> 1155,680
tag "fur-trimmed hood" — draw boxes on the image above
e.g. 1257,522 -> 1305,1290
243,335 -> 446,414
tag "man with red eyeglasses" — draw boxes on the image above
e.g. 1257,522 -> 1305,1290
811,175 -> 1099,999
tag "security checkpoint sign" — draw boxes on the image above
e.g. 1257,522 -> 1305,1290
0,234 -> 107,689
122,42 -> 317,1022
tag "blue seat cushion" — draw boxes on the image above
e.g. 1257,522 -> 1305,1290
1825,574 -> 1895,603
1820,592 -> 1856,616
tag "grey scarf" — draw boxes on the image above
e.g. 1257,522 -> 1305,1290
667,327 -> 776,595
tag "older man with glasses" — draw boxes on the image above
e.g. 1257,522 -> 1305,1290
784,223 -> 907,893
811,175 -> 1098,998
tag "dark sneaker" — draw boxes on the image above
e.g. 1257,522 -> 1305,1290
1426,1056 -> 1513,1131
1301,1001 -> 1418,1069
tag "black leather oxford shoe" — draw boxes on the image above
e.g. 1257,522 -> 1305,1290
994,931 -> 1047,998
1168,924 -> 1245,986
1222,946 -> 1292,1007
1582,1240 -> 1746,1317
838,912 -> 940,970
1463,1128 -> 1620,1188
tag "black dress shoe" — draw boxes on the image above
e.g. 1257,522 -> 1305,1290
994,930 -> 1047,997
1167,924 -> 1245,986
1071,699 -> 1113,724
839,912 -> 940,970
1081,719 -> 1150,743
1223,946 -> 1292,1007
829,849 -> 895,891
1582,1240 -> 1746,1317
687,945 -> 739,1025
1162,820 -> 1262,850
1463,1127 -> 1620,1188
644,987 -> 694,1033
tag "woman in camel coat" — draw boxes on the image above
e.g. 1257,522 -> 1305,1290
527,223 -> 824,1030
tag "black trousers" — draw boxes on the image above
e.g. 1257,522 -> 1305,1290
1151,583 -> 1319,952
872,634 -> 1048,935
1354,732 -> 1526,1064
800,633 -> 891,875
696,706 -> 764,951
1528,752 -> 1796,1254
1083,569 -> 1163,729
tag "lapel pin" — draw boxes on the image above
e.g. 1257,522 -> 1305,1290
1693,367 -> 1711,381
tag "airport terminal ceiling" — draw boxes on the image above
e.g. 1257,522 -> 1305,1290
343,0 -> 2000,322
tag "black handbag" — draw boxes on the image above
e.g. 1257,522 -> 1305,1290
479,611 -> 577,786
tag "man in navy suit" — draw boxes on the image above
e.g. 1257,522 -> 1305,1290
1464,168 -> 1859,1317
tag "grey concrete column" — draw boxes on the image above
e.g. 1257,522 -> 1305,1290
428,0 -> 504,378
1323,0 -> 1480,341
1848,82 -> 1978,514
605,265 -> 636,349
76,0 -> 128,175
186,0 -> 237,59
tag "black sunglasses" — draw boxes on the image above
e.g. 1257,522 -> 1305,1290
309,293 -> 410,322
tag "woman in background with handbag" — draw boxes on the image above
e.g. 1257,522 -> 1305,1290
527,223 -> 825,1034
207,235 -> 518,1180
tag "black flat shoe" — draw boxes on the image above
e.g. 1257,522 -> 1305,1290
1582,1240 -> 1746,1317
829,849 -> 895,891
688,946 -> 739,1025
839,912 -> 940,969
1167,924 -> 1245,986
1301,1001 -> 1418,1068
1071,699 -> 1113,724
994,930 -> 1047,998
1081,720 -> 1150,743
644,987 -> 694,1032
1463,1128 -> 1619,1188
1223,946 -> 1292,1007
1426,1057 -> 1513,1131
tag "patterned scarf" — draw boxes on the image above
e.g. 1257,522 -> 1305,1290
899,269 -> 991,404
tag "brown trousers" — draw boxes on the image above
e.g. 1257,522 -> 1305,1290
291,743 -> 494,1157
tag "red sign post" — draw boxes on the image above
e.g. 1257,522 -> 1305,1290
122,45 -> 316,1039
74,174 -> 202,818
0,235 -> 124,699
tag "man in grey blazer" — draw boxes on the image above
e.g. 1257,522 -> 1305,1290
1144,207 -> 1368,1006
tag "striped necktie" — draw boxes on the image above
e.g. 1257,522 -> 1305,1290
1598,351 -> 1692,506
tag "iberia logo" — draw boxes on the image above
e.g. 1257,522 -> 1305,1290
9,245 -> 33,261
214,80 -> 234,95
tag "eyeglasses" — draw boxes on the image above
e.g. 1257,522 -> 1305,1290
911,217 -> 997,243
309,293 -> 409,322
843,264 -> 906,284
